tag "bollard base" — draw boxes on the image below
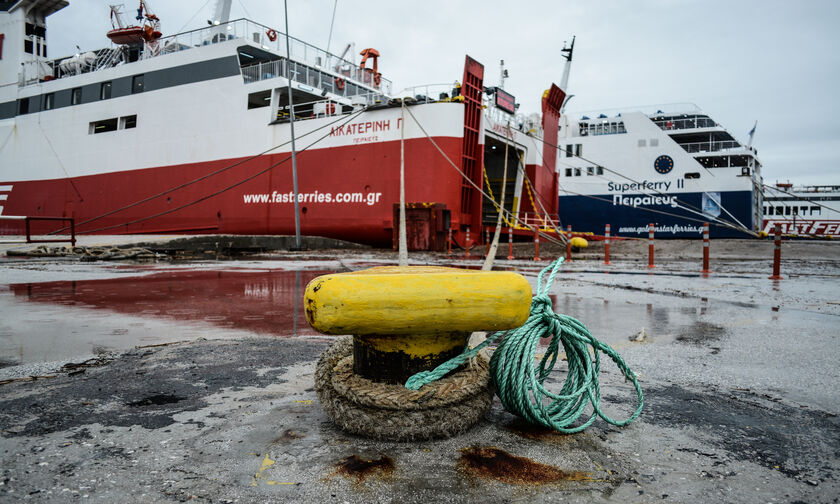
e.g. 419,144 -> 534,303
316,337 -> 493,441
352,333 -> 469,384
769,275 -> 783,280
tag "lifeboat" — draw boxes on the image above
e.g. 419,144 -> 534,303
107,26 -> 145,45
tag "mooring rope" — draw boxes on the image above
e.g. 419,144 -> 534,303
405,257 -> 644,433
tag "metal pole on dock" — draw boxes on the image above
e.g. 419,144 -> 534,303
648,223 -> 655,268
769,223 -> 783,280
447,228 -> 452,256
485,228 -> 490,256
565,225 -> 572,262
702,222 -> 710,274
398,101 -> 408,266
284,0 -> 301,249
464,227 -> 471,259
507,227 -> 514,260
604,223 -> 611,265
533,227 -> 541,262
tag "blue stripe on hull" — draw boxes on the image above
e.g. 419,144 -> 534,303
558,190 -> 755,238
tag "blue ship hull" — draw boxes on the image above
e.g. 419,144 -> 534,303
557,190 -> 755,238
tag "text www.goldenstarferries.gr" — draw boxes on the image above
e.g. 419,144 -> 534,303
242,191 -> 383,206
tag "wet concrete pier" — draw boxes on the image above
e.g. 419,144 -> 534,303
0,237 -> 838,503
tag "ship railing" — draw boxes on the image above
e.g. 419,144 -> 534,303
571,102 -> 701,119
159,19 -> 392,95
514,213 -> 561,230
654,117 -> 717,131
0,216 -> 76,247
396,83 -> 459,103
35,18 -> 392,94
485,107 -> 544,139
241,58 -> 390,99
680,140 -> 741,153
270,96 -> 379,124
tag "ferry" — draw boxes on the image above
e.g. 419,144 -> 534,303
762,183 -> 840,237
0,0 -> 565,248
556,101 -> 765,238
552,37 -> 766,238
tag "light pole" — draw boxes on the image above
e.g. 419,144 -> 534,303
284,0 -> 301,249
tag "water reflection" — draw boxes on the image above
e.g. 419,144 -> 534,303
8,269 -> 328,337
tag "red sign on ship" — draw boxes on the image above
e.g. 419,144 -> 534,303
495,88 -> 516,115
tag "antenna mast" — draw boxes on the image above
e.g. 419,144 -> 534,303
499,59 -> 508,90
211,0 -> 232,24
559,35 -> 575,91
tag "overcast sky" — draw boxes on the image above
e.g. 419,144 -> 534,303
47,0 -> 840,186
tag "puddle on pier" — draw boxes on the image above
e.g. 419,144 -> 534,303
545,293 -> 712,347
0,268 -> 331,365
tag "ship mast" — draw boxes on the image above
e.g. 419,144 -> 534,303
499,59 -> 508,90
211,0 -> 232,24
559,36 -> 575,112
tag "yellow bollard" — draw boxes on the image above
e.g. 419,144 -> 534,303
305,265 -> 530,383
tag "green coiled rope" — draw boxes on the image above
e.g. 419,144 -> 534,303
405,257 -> 644,433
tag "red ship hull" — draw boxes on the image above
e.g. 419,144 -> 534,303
0,137 -> 464,247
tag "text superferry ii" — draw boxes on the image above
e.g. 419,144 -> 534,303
0,0 -> 565,247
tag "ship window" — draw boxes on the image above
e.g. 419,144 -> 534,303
650,138 -> 659,147
18,98 -> 29,114
248,90 -> 271,109
565,144 -> 572,157
586,166 -> 594,176
132,74 -> 144,94
596,166 -> 604,175
575,144 -> 582,156
322,73 -> 334,94
638,139 -> 646,147
25,23 -> 36,36
811,206 -> 821,215
684,172 -> 700,179
71,87 -> 82,105
565,168 -> 572,177
41,44 -> 46,57
100,81 -> 112,100
44,93 -> 54,110
776,207 -> 784,216
89,118 -> 118,134
785,206 -> 791,215
24,39 -> 33,54
574,168 -> 581,176
120,115 -> 137,129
